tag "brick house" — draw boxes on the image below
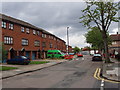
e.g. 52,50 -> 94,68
1,14 -> 67,60
109,33 -> 120,56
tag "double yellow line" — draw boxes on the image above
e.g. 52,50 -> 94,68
94,68 -> 120,83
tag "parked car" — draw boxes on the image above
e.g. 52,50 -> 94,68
47,50 -> 65,58
64,55 -> 74,60
64,53 -> 74,60
92,54 -> 102,61
7,56 -> 31,65
76,53 -> 83,57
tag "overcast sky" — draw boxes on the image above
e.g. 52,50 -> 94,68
1,1 -> 119,48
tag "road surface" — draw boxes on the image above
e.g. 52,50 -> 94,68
2,55 -> 119,89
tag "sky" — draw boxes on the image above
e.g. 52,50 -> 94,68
1,1 -> 119,48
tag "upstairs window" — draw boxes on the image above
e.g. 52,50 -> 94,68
37,31 -> 40,36
9,23 -> 14,30
54,37 -> 56,40
34,40 -> 40,46
112,41 -> 117,44
4,36 -> 13,44
42,34 -> 47,38
2,21 -> 6,28
50,43 -> 53,48
42,42 -> 46,47
22,39 -> 28,46
33,30 -> 36,35
26,28 -> 30,34
21,27 -> 25,32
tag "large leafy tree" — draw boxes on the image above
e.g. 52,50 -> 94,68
85,27 -> 111,53
80,0 -> 120,63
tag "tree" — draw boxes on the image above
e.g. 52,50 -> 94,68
79,0 -> 120,63
85,27 -> 112,53
73,46 -> 81,54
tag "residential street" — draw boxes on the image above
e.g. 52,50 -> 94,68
2,55 -> 119,89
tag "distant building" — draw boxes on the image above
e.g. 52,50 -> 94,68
1,14 -> 68,60
109,33 -> 120,55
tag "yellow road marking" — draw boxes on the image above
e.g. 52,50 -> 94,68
94,68 -> 120,83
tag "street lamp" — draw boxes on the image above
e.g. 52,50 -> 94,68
67,27 -> 69,55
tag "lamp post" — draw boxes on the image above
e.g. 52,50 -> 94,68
67,27 -> 69,55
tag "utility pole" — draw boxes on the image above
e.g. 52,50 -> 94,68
67,27 -> 69,55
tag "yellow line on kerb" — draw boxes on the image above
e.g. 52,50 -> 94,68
94,68 -> 120,83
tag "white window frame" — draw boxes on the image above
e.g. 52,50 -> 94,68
4,36 -> 13,44
37,31 -> 40,35
34,40 -> 40,46
22,39 -> 28,46
21,27 -> 25,32
26,28 -> 30,34
33,30 -> 36,35
9,23 -> 14,30
2,21 -> 6,28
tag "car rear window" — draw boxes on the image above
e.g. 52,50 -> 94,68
93,54 -> 101,56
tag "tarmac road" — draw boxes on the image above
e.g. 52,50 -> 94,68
2,55 -> 119,89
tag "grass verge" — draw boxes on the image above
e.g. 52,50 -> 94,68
30,61 -> 49,64
0,66 -> 18,71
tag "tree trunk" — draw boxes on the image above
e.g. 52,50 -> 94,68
102,31 -> 110,63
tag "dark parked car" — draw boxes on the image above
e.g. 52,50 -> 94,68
7,56 -> 31,65
92,54 -> 102,61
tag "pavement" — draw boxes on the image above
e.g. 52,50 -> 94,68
0,59 -> 68,79
102,58 -> 120,82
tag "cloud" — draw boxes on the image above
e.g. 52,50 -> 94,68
1,2 -> 119,48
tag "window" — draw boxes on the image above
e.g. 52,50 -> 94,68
21,27 -> 24,32
33,30 -> 36,35
4,36 -> 13,44
22,39 -> 28,46
42,42 -> 46,47
9,23 -> 14,30
49,43 -> 53,48
2,21 -> 6,28
112,41 -> 117,44
42,34 -> 47,38
54,37 -> 56,40
42,34 -> 44,37
37,31 -> 39,35
26,28 -> 30,34
44,34 -> 46,38
34,40 -> 40,46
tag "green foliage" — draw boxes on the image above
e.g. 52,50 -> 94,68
79,0 -> 119,63
85,27 -> 111,50
79,0 -> 120,31
73,46 -> 81,54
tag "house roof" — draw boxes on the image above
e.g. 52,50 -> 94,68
110,34 -> 120,41
0,13 -> 66,43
